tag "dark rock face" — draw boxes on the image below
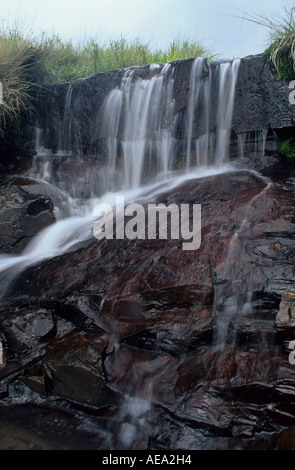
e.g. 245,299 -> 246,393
232,55 -> 295,133
0,176 -> 55,253
1,166 -> 295,449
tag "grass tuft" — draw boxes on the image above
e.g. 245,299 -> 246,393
241,7 -> 295,80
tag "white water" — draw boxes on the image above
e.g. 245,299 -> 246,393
185,58 -> 211,169
238,129 -> 269,159
101,64 -> 176,190
100,58 -> 241,189
215,60 -> 241,165
0,165 -> 233,298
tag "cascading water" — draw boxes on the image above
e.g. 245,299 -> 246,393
100,63 -> 176,190
0,57 -> 244,449
238,129 -> 269,160
185,58 -> 211,169
0,58 -> 241,287
215,60 -> 241,165
99,58 -> 241,191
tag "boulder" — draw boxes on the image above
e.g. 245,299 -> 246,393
0,308 -> 54,352
42,333 -> 112,407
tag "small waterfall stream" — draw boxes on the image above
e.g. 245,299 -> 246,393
0,56 -> 276,449
0,58 -> 242,285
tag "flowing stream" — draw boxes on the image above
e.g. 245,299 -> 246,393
0,57 -> 274,448
0,58 -> 242,290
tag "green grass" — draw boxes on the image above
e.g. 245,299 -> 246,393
42,35 -> 215,83
241,7 -> 295,80
0,31 -> 39,135
0,28 -> 215,84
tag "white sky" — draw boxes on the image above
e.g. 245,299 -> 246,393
0,0 -> 293,58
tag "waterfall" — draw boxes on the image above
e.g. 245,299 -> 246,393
186,58 -> 240,168
116,395 -> 152,449
185,57 -> 211,169
100,63 -> 176,190
99,58 -> 240,190
237,129 -> 269,159
0,57 -> 241,297
27,58 -> 242,215
0,56 -> 245,450
215,60 -> 240,165
100,87 -> 124,190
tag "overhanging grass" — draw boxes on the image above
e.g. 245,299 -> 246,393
241,7 -> 295,80
0,32 -> 38,135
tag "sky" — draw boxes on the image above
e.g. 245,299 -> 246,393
0,0 -> 294,58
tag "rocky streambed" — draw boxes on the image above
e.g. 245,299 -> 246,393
0,156 -> 295,449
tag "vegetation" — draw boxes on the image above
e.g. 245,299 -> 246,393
0,31 -> 42,135
0,26 -> 214,135
44,35 -> 215,83
242,7 -> 295,80
278,137 -> 295,159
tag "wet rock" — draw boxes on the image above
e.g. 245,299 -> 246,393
2,168 -> 295,448
10,170 -> 294,307
105,345 -> 178,408
233,55 -> 295,133
0,176 -> 55,253
276,292 -> 295,329
65,285 -> 213,355
150,407 -> 240,450
0,404 -> 112,449
42,333 -> 111,407
20,374 -> 47,398
0,308 -> 54,353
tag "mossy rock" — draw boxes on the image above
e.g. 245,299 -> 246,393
278,137 -> 295,159
264,44 -> 295,81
